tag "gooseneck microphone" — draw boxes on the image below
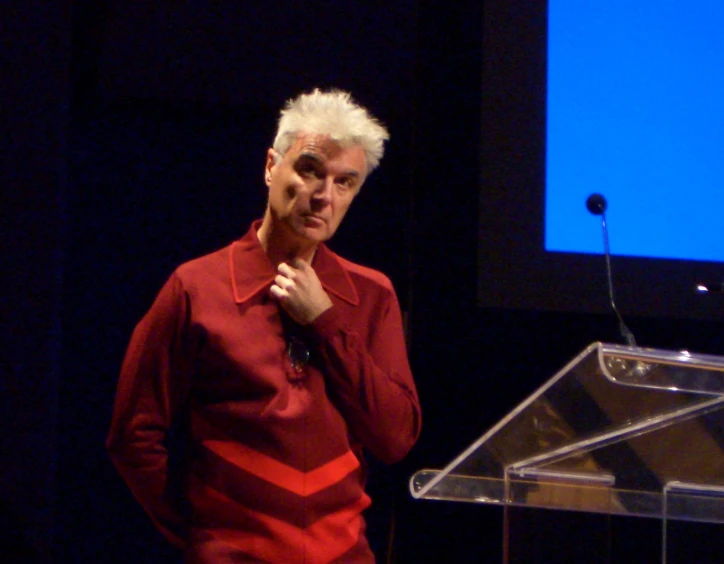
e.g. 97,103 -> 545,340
586,193 -> 637,347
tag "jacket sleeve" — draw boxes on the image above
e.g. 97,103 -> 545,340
106,273 -> 192,548
306,284 -> 421,464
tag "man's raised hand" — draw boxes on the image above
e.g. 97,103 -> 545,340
270,258 -> 333,325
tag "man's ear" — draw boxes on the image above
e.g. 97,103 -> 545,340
265,148 -> 277,186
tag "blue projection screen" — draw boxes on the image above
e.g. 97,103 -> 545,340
545,1 -> 724,262
478,0 -> 724,320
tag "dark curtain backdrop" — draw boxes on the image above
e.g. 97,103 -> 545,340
2,1 -> 722,562
1,1 -> 68,562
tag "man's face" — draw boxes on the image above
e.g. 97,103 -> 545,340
264,134 -> 368,245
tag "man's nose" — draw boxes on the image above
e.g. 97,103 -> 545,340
311,176 -> 333,205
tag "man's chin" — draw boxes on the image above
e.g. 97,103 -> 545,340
289,224 -> 329,244
296,219 -> 333,242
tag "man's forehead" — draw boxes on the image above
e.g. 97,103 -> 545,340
289,134 -> 367,173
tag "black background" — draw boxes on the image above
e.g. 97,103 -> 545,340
1,0 -> 722,562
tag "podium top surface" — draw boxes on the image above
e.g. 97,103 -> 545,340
411,342 -> 724,522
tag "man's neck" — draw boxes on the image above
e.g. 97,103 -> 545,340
256,214 -> 317,267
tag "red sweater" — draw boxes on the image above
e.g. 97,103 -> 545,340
107,222 -> 421,563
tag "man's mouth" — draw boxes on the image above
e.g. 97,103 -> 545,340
301,213 -> 326,225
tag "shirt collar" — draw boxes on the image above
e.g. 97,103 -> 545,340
229,220 -> 360,306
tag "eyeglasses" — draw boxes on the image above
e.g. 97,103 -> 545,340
287,337 -> 310,379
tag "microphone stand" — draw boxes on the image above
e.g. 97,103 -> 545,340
587,193 -> 637,347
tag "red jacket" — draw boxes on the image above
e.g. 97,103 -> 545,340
107,222 -> 421,563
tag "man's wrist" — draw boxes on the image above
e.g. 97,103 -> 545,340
303,306 -> 342,345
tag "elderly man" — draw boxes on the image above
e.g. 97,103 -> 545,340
107,89 -> 421,563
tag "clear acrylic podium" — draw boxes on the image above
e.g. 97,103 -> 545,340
410,342 -> 724,562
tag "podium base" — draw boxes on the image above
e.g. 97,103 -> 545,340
503,507 -> 724,564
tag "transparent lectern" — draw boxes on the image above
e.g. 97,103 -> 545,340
410,342 -> 724,563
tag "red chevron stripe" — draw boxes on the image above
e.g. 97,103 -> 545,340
202,438 -> 360,497
190,481 -> 370,564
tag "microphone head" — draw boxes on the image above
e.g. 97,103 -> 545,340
586,193 -> 607,215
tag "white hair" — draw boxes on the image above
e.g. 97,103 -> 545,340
272,89 -> 390,172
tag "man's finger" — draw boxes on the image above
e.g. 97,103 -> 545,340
269,284 -> 286,299
274,274 -> 292,290
277,262 -> 296,278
